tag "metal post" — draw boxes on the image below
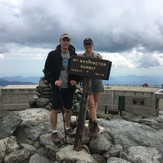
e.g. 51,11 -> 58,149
105,106 -> 107,114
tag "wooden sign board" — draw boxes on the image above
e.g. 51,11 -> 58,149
69,56 -> 112,80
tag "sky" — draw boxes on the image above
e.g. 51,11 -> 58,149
0,0 -> 163,77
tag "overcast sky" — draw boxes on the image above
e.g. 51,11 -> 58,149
0,0 -> 163,78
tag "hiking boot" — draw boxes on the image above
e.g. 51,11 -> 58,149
92,123 -> 100,137
70,121 -> 77,130
88,119 -> 93,133
89,121 -> 100,138
66,128 -> 75,138
51,132 -> 61,145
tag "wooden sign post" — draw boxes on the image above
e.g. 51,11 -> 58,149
69,56 -> 112,151
73,77 -> 91,151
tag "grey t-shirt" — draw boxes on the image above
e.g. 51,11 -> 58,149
83,52 -> 102,85
59,51 -> 70,88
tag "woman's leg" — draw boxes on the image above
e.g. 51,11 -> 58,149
88,95 -> 96,121
93,93 -> 99,111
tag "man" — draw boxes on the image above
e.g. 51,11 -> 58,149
44,33 -> 80,144
79,37 -> 104,137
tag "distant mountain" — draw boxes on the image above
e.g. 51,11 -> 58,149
0,76 -> 41,85
0,75 -> 163,87
103,75 -> 163,86
0,78 -> 36,86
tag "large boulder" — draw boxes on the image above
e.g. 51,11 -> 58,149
56,145 -> 95,162
0,108 -> 163,162
0,136 -> 19,162
0,112 -> 22,139
120,146 -> 162,163
14,108 -> 51,144
98,119 -> 163,151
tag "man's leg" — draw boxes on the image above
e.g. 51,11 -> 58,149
64,108 -> 76,137
64,108 -> 72,129
50,109 -> 59,130
50,109 -> 61,144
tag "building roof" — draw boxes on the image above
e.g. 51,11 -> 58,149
2,85 -> 38,90
105,86 -> 158,93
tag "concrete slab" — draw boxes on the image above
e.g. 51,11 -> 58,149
105,86 -> 157,93
2,85 -> 38,89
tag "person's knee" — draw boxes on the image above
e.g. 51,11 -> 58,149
51,109 -> 59,114
88,102 -> 95,109
65,109 -> 71,114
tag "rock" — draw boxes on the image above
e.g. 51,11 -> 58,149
0,136 -> 19,162
107,157 -> 131,163
29,153 -> 52,163
98,119 -> 163,151
39,134 -> 54,147
29,77 -> 83,114
89,134 -> 112,154
36,98 -> 50,108
29,77 -> 51,109
139,118 -> 163,130
14,108 -> 51,144
1,108 -> 163,162
20,143 -> 37,155
46,145 -> 60,161
121,146 -> 162,163
56,145 -> 95,162
92,153 -> 107,163
105,144 -> 123,157
0,112 -> 22,139
29,98 -> 37,108
157,115 -> 163,123
4,149 -> 30,163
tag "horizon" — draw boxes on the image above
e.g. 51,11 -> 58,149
1,74 -> 163,85
0,74 -> 163,78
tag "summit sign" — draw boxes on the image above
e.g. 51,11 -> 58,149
69,56 -> 112,80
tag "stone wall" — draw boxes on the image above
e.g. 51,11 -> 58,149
0,85 -> 163,116
1,85 -> 37,111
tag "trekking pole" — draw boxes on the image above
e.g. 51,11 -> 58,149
58,87 -> 67,145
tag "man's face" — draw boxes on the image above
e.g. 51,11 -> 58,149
60,37 -> 71,49
84,42 -> 93,52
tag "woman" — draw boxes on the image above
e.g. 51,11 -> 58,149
79,37 -> 104,137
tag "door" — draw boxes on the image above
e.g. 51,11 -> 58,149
118,96 -> 125,113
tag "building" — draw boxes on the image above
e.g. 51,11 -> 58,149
0,85 -> 37,112
98,86 -> 163,115
0,85 -> 163,116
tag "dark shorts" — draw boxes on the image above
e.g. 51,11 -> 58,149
51,87 -> 74,110
89,82 -> 104,95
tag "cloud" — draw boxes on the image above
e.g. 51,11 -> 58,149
0,54 -> 4,59
102,52 -> 135,69
31,53 -> 44,60
1,0 -> 163,52
0,0 -> 163,76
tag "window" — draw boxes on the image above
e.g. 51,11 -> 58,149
133,98 -> 144,105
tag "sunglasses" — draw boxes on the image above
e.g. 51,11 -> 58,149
62,38 -> 70,42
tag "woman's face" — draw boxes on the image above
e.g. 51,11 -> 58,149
84,43 -> 93,53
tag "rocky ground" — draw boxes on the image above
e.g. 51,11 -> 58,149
0,108 -> 163,163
